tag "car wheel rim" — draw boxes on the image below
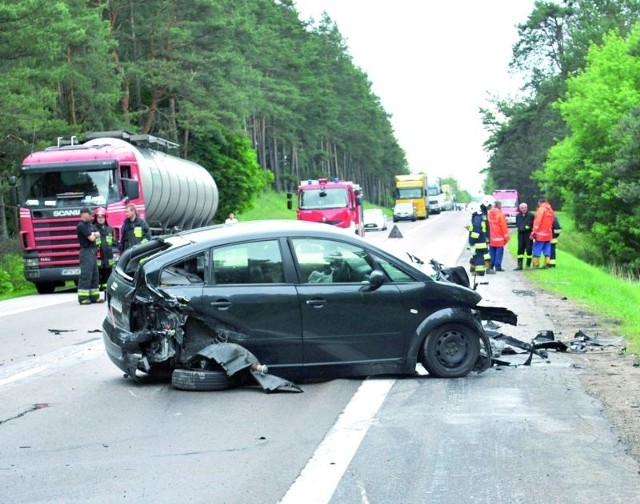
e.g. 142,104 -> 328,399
434,329 -> 469,367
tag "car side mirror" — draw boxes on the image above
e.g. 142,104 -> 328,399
363,269 -> 387,291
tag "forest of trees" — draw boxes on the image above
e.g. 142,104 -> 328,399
0,0 -> 408,238
483,0 -> 640,275
1,0 -> 639,274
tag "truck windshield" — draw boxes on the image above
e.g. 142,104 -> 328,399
427,186 -> 441,196
23,169 -> 119,207
300,188 -> 348,209
495,198 -> 517,207
397,188 -> 423,198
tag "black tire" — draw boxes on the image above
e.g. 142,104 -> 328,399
420,323 -> 480,378
35,282 -> 56,294
171,368 -> 234,391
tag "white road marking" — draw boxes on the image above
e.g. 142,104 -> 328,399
0,339 -> 103,388
279,377 -> 395,504
0,294 -> 75,318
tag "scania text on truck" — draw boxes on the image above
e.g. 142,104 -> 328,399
492,189 -> 519,226
393,174 -> 429,219
287,178 -> 365,236
8,131 -> 219,294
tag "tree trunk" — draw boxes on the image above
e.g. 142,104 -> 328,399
0,193 -> 8,240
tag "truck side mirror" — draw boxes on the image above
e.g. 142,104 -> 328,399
122,178 -> 139,200
286,192 -> 292,210
8,176 -> 18,206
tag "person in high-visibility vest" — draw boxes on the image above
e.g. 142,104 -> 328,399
487,201 -> 510,272
531,198 -> 555,268
468,202 -> 491,276
93,207 -> 118,290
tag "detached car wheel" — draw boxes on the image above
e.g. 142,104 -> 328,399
171,368 -> 234,391
420,323 -> 480,378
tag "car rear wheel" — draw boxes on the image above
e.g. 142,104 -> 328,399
420,323 -> 480,378
171,368 -> 234,391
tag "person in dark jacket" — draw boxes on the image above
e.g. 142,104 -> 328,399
549,215 -> 561,268
467,203 -> 490,276
76,207 -> 103,304
119,204 -> 151,253
93,207 -> 118,289
514,202 -> 534,270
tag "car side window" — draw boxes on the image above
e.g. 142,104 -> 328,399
373,255 -> 416,282
292,238 -> 374,283
212,240 -> 284,285
160,252 -> 206,286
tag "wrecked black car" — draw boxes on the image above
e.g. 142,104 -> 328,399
102,220 -> 515,391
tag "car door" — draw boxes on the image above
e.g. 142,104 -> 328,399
199,239 -> 302,369
291,237 -> 408,374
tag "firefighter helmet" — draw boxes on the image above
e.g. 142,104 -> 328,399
94,207 -> 107,218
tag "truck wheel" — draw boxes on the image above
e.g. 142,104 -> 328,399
420,323 -> 480,378
171,368 -> 234,391
35,282 -> 56,294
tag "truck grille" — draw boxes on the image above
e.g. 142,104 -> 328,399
33,217 -> 80,266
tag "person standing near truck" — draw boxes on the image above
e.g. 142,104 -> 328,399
549,215 -> 562,268
488,201 -> 510,272
120,204 -> 151,253
93,207 -> 118,289
77,207 -> 103,304
468,202 -> 491,276
515,202 -> 534,270
531,198 -> 555,268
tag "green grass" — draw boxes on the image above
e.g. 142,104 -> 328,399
238,189 -> 298,221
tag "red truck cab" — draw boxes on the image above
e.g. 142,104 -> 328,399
289,178 -> 365,236
492,189 -> 519,227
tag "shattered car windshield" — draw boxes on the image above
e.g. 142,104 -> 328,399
23,168 -> 119,207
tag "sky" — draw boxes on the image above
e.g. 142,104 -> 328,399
294,0 -> 535,195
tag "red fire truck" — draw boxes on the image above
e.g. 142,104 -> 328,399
287,178 -> 365,236
8,131 -> 218,294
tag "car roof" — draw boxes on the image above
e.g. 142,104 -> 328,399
166,219 -> 366,246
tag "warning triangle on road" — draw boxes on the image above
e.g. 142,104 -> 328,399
388,225 -> 403,238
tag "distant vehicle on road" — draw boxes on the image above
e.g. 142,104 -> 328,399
363,208 -> 387,231
393,202 -> 417,222
492,189 -> 519,226
393,174 -> 429,219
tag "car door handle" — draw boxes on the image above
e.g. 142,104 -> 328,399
306,298 -> 326,308
210,300 -> 231,309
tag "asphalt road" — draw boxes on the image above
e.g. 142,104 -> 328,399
1,212 -> 639,503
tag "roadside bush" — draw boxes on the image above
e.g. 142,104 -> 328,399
0,240 -> 31,296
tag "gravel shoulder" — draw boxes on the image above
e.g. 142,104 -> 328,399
531,283 -> 640,464
469,242 -> 640,467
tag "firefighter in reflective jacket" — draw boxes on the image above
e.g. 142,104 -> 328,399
468,202 -> 491,276
119,204 -> 151,253
93,207 -> 118,289
76,207 -> 102,304
549,215 -> 561,268
531,198 -> 555,268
